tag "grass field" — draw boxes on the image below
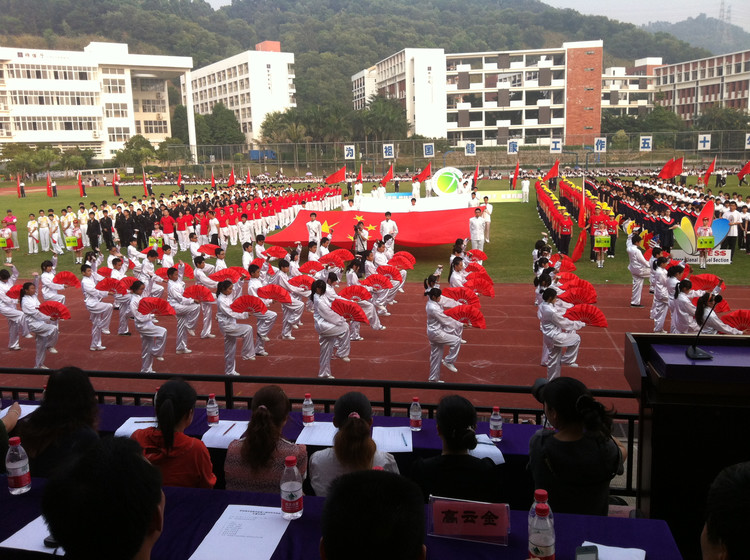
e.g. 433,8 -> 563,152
2,176 -> 749,286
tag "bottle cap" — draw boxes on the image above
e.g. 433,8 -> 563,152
8,437 -> 20,446
412,396 -> 419,402
285,456 -> 297,467
493,406 -> 500,412
534,489 -> 548,502
305,393 -> 311,399
209,393 -> 215,399
535,503 -> 550,517
372,466 -> 384,471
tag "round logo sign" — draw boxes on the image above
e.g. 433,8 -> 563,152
430,167 -> 464,196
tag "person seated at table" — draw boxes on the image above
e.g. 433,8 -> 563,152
224,385 -> 307,493
0,401 -> 21,462
408,395 -> 504,503
321,470 -> 425,560
702,461 -> 750,560
14,366 -> 100,477
528,377 -> 627,516
308,391 -> 399,497
131,378 -> 216,488
42,437 -> 164,560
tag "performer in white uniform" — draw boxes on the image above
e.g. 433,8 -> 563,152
269,260 -> 307,340
129,280 -> 167,374
110,258 -> 132,336
216,280 -> 255,376
21,276 -> 59,369
81,262 -> 113,351
671,279 -> 700,334
539,288 -> 584,380
167,264 -> 200,354
626,233 -> 650,307
468,208 -> 486,253
310,279 -> 350,379
425,288 -> 463,382
193,256 -> 218,339
40,256 -> 66,304
0,265 -> 30,350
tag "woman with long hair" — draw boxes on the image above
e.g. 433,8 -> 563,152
694,293 -> 743,335
21,276 -> 59,369
129,280 -> 167,373
0,265 -> 30,351
310,279 -> 350,379
650,256 -> 671,333
216,279 -> 255,376
361,250 -> 389,316
538,288 -> 584,380
528,377 -> 627,515
425,288 -> 463,382
224,385 -> 307,492
15,367 -> 99,476
672,279 -> 700,334
345,259 -> 384,338
81,263 -> 113,352
308,391 -> 398,496
448,257 -> 467,288
131,378 -> 216,488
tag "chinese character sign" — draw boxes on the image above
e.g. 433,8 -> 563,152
594,137 -> 607,153
746,133 -> 750,149
464,142 -> 477,157
382,144 -> 395,159
549,139 -> 562,154
423,143 -> 435,158
344,144 -> 355,160
429,498 -> 510,545
507,140 -> 519,155
698,134 -> 711,151
639,136 -> 652,152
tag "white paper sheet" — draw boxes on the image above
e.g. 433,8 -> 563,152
294,422 -> 338,446
0,515 -> 63,555
582,541 -> 646,560
372,426 -> 413,452
0,404 -> 39,420
188,505 -> 290,560
469,434 -> 505,465
201,420 -> 249,449
114,416 -> 157,438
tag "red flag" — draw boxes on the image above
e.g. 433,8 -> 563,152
77,172 -> 84,197
657,159 -> 674,179
512,161 -> 520,190
142,171 -> 147,196
738,160 -> 750,182
702,157 -> 716,187
577,184 -> 587,228
473,163 -> 479,188
571,228 -> 587,262
46,173 -> 52,197
16,174 -> 21,198
246,169 -> 251,185
177,169 -> 182,190
227,168 -> 236,188
356,164 -> 362,183
211,169 -> 216,189
415,162 -> 432,183
669,157 -> 683,179
542,160 -> 559,182
380,165 -> 393,187
325,165 -> 346,185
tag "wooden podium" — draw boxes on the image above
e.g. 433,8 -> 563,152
624,333 -> 750,560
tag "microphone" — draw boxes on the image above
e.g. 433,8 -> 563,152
685,292 -> 722,360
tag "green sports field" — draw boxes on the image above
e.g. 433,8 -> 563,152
2,177 -> 749,286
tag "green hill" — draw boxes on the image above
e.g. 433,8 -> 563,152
643,14 -> 750,58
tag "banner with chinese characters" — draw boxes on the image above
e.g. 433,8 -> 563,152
428,496 -> 510,546
344,144 -> 355,160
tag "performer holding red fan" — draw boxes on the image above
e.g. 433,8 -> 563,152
310,279 -> 350,379
21,275 -> 59,369
424,288 -> 463,383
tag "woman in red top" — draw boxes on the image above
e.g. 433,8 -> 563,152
132,378 -> 216,488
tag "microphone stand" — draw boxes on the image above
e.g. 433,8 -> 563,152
685,298 -> 719,360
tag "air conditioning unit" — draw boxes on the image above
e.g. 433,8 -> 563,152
155,92 -> 162,100
156,114 -> 163,120
92,131 -> 100,138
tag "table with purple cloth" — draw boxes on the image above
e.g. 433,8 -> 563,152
0,478 -> 683,560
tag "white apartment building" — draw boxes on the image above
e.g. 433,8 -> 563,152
182,41 -> 296,147
0,42 -> 195,159
352,66 -> 377,111
601,58 -> 663,119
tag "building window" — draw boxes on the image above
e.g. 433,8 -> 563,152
103,78 -> 126,94
105,103 -> 128,118
142,120 -> 168,134
107,127 -> 131,142
139,78 -> 164,92
140,99 -> 166,113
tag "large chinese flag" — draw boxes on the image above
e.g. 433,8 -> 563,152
266,209 -> 476,248
380,165 -> 394,187
325,166 -> 346,185
415,162 -> 431,183
542,160 -> 559,182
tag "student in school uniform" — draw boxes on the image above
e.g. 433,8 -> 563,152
40,257 -> 66,304
81,263 -> 113,352
424,287 -> 462,382
167,264 -> 200,355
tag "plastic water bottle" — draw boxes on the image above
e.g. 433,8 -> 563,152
206,393 -> 219,426
153,386 -> 160,407
302,393 -> 315,426
529,489 -> 554,534
489,406 -> 503,442
6,437 -> 31,495
529,503 -> 555,559
280,456 -> 303,520
409,397 -> 422,432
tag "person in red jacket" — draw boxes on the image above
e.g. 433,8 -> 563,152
587,205 -> 607,262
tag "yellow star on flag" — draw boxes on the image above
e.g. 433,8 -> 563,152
321,220 -> 339,234
346,235 -> 354,241
366,224 -> 376,231
354,215 -> 364,222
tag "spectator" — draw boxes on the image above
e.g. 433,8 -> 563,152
224,385 -> 307,493
308,391 -> 398,496
409,395 -> 504,503
702,461 -> 750,560
321,470 -> 425,560
131,378 -> 216,488
42,437 -> 164,560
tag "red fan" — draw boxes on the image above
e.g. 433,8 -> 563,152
155,267 -> 170,280
181,264 -> 194,279
558,286 -> 597,305
556,272 -> 580,284
558,254 -> 577,273
140,246 -> 164,259
466,262 -> 486,275
230,295 -> 268,314
97,266 -> 112,278
257,284 -> 292,304
360,274 -> 393,290
117,277 -> 137,295
329,248 -> 354,261
445,305 -> 487,329
564,304 -> 608,328
467,271 -> 494,286
38,301 -> 71,320
559,278 -> 595,293
263,245 -> 288,259
229,266 -> 250,279
95,278 -> 120,293
388,256 -> 413,270
720,309 -> 750,332
198,243 -> 221,255
299,261 -> 324,274
688,273 -> 725,291
138,298 -> 176,316
643,247 -> 654,261
6,285 -> 22,299
289,275 -> 314,289
692,296 -> 730,314
376,265 -> 401,282
393,251 -> 416,266
332,299 -> 369,324
465,274 -> 495,298
209,269 -> 241,283
466,249 -> 487,262
52,271 -> 80,288
127,259 -> 135,270
441,287 -> 481,307
339,285 -> 372,302
183,285 -> 215,302
319,253 -> 345,269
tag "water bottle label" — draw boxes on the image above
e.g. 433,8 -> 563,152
410,418 -> 422,428
207,413 -> 219,423
302,414 -> 314,423
490,428 -> 503,438
281,496 -> 303,513
8,472 -> 31,488
529,543 -> 555,559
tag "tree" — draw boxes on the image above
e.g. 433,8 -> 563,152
171,105 -> 189,145
156,138 -> 190,164
208,103 -> 245,146
113,135 -> 156,171
60,147 -> 95,170
694,105 -> 749,131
